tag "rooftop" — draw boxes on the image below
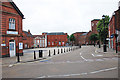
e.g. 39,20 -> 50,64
46,32 -> 66,35
23,31 -> 33,37
91,19 -> 100,21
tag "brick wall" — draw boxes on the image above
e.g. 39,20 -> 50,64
47,34 -> 68,47
91,19 -> 100,34
1,2 -> 24,57
73,32 -> 86,45
22,31 -> 34,49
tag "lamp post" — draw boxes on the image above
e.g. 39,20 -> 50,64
102,15 -> 107,52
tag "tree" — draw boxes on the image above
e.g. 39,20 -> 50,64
89,33 -> 98,46
67,35 -> 70,45
97,15 -> 110,42
67,35 -> 69,40
69,34 -> 75,46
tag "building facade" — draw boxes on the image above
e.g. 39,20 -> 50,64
1,1 -> 24,57
73,32 -> 87,45
91,19 -> 100,34
33,35 -> 47,48
109,5 -> 120,51
46,32 -> 68,47
22,30 -> 34,49
85,19 -> 100,45
85,31 -> 93,45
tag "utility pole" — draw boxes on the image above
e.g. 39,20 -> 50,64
102,15 -> 107,52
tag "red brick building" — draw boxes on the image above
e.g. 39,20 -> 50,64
45,32 -> 68,47
22,30 -> 34,49
109,5 -> 120,51
73,32 -> 87,45
33,34 -> 47,48
1,1 -> 24,57
85,31 -> 93,45
85,19 -> 100,45
91,19 -> 100,34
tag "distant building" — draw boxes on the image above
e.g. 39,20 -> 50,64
91,19 -> 100,34
108,4 -> 120,51
1,1 -> 24,57
33,35 -> 47,48
22,30 -> 34,49
85,31 -> 93,45
45,32 -> 68,47
73,32 -> 87,45
85,19 -> 100,45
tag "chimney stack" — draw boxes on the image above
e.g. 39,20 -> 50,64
28,30 -> 30,34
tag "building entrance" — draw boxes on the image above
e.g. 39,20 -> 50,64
9,40 -> 16,57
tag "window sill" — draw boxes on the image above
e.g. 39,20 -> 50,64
8,29 -> 16,31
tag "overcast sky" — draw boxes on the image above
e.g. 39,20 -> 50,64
13,0 -> 119,35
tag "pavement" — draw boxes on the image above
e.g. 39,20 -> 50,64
95,45 -> 120,58
2,45 -> 119,79
1,46 -> 78,66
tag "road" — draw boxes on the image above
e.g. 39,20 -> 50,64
2,46 -> 119,79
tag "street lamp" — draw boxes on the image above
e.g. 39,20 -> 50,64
102,15 -> 107,52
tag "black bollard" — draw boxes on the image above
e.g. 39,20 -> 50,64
54,49 -> 55,55
34,51 -> 36,60
17,53 -> 20,63
48,50 -> 51,57
58,49 -> 59,54
61,48 -> 63,53
39,50 -> 43,58
64,48 -> 65,53
69,48 -> 70,51
79,45 -> 81,48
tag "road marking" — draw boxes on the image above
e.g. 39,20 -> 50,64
81,56 -> 87,61
81,73 -> 88,75
36,67 -> 117,78
92,54 -> 103,57
37,76 -> 46,78
92,54 -> 95,57
90,67 -> 117,74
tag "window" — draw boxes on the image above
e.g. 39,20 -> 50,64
59,41 -> 61,45
37,40 -> 39,44
91,23 -> 94,27
62,41 -> 64,45
43,40 -> 44,47
48,42 -> 50,45
34,40 -> 36,44
9,18 -> 15,30
52,42 -> 54,45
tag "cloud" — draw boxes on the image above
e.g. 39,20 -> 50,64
13,0 -> 119,35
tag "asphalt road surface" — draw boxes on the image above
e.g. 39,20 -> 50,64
2,46 -> 119,79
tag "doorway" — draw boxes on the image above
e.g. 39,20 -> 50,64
9,40 -> 16,57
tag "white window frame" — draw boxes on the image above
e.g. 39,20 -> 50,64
9,18 -> 15,30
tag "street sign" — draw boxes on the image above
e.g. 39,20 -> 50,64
19,43 -> 23,49
110,34 -> 114,38
1,44 -> 6,46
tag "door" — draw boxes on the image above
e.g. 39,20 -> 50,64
9,40 -> 16,57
